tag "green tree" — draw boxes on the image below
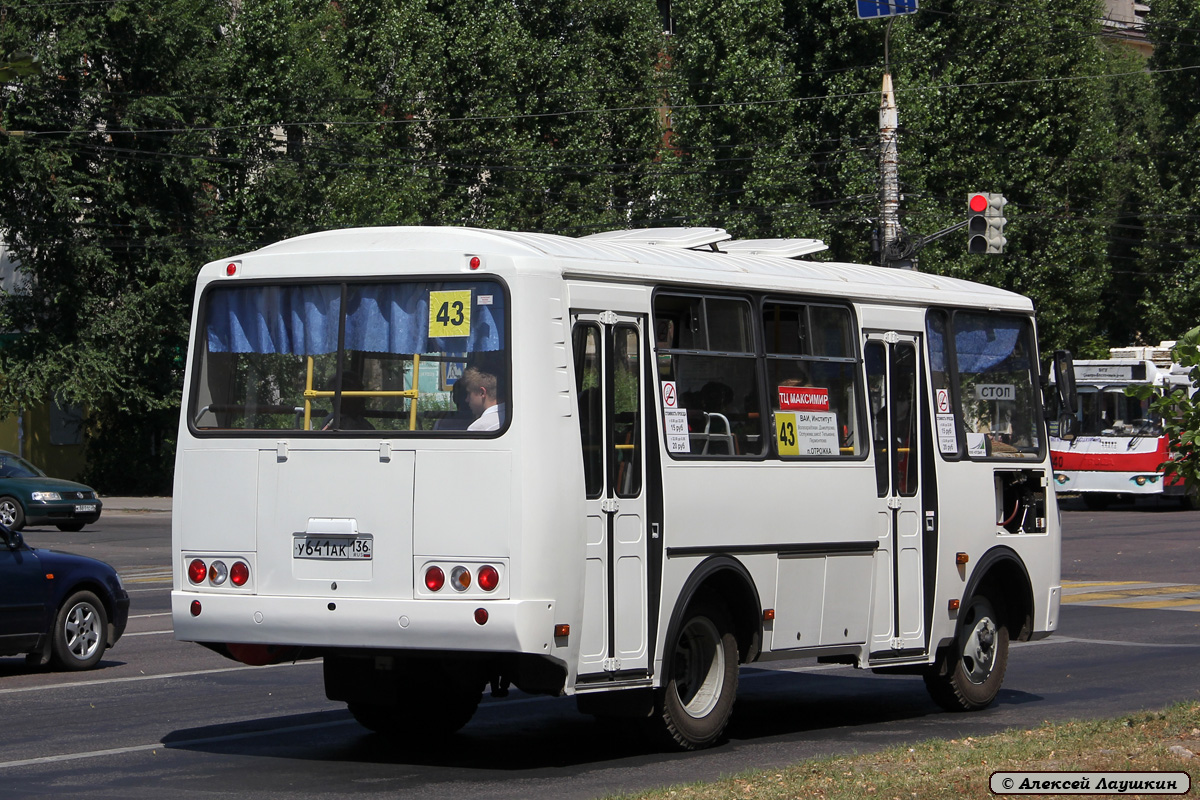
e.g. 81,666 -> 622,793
648,0 -> 825,239
1138,0 -> 1200,343
0,1 -> 229,491
1128,326 -> 1200,507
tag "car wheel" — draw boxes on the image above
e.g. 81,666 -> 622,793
51,591 -> 108,671
656,599 -> 739,750
56,522 -> 86,532
924,595 -> 1009,711
0,495 -> 25,530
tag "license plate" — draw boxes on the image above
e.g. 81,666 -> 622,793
293,535 -> 373,560
75,504 -> 97,514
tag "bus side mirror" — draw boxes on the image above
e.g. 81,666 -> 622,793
1050,350 -> 1078,441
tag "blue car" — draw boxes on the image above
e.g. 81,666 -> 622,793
0,524 -> 129,670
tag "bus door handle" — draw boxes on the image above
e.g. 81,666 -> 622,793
887,496 -> 901,510
601,498 -> 620,514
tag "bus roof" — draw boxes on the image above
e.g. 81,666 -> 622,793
237,226 -> 1034,313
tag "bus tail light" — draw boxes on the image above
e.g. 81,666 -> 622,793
190,600 -> 202,616
188,559 -> 208,584
209,561 -> 229,585
450,566 -> 471,592
474,608 -> 488,625
230,561 -> 250,587
477,565 -> 499,592
425,566 -> 445,592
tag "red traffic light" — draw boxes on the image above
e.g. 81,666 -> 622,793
969,194 -> 989,214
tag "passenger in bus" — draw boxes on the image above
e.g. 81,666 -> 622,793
433,379 -> 473,430
462,365 -> 506,431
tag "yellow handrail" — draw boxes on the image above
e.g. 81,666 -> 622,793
302,354 -> 421,430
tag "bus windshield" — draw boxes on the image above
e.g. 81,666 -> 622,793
1078,387 -> 1161,437
190,279 -> 508,433
928,310 -> 1042,459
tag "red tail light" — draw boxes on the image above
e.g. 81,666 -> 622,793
425,566 -> 445,592
477,565 -> 499,592
474,608 -> 488,625
230,561 -> 250,587
188,559 -> 207,584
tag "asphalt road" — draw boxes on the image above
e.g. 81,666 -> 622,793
2,500 -> 1198,799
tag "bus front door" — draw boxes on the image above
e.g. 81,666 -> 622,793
865,333 -> 927,659
571,313 -> 650,682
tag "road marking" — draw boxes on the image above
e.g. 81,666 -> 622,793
1014,635 -> 1200,650
129,612 -> 172,619
123,630 -> 174,637
0,658 -> 321,696
1061,581 -> 1200,612
0,717 -> 359,771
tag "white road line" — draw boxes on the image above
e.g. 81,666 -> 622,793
128,613 -> 172,619
1013,635 -> 1200,649
0,718 -> 359,771
123,630 -> 174,637
0,658 -> 321,696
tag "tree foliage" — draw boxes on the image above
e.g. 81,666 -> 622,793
0,1 -> 1196,490
1128,326 -> 1200,502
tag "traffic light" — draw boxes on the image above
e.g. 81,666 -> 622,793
967,192 -> 1007,254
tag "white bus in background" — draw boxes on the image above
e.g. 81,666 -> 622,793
1050,343 -> 1195,509
172,226 -> 1073,749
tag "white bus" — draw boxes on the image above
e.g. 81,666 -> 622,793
173,226 -> 1071,749
1050,344 -> 1195,509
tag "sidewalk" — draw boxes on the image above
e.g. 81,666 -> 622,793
98,496 -> 173,513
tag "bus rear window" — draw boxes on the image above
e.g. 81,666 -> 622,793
191,280 -> 508,434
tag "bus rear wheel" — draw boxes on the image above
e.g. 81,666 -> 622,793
924,595 -> 1009,712
657,600 -> 738,750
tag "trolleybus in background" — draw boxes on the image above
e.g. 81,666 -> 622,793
1049,342 -> 1195,509
173,226 -> 1074,749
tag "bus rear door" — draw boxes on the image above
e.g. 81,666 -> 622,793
571,312 -> 650,682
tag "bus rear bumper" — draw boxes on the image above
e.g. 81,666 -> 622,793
172,592 -> 558,655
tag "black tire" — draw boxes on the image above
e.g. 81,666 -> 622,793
0,495 -> 25,530
348,661 -> 484,737
1180,489 -> 1200,511
51,590 -> 108,671
924,595 -> 1009,712
56,522 -> 86,532
656,599 -> 739,750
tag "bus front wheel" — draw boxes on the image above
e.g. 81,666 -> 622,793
924,595 -> 1009,712
657,600 -> 739,750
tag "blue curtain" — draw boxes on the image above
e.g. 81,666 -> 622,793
954,313 -> 1027,374
206,282 -> 505,355
929,312 -> 1027,375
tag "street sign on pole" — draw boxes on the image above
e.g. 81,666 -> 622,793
857,0 -> 918,19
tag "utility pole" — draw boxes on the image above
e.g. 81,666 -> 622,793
857,2 -> 919,268
878,69 -> 905,269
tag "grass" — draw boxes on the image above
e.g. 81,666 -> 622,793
606,700 -> 1200,800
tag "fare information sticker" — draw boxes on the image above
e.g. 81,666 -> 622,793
663,408 -> 690,453
428,290 -> 472,338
